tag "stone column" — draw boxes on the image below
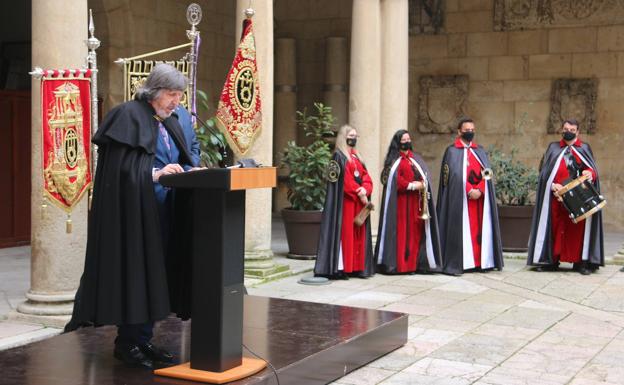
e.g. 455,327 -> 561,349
323,37 -> 348,129
235,1 -> 288,281
349,0 -> 382,230
380,0 -> 408,142
273,38 -> 297,213
12,0 -> 89,327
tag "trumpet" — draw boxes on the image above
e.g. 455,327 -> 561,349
481,167 -> 493,180
420,175 -> 431,220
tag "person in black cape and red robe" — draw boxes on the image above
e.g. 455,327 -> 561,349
375,129 -> 442,274
315,124 -> 375,279
437,117 -> 504,275
527,119 -> 604,274
65,64 -> 199,369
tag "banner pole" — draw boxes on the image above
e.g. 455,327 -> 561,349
86,9 -> 100,209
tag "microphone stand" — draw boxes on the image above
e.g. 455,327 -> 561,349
191,112 -> 228,167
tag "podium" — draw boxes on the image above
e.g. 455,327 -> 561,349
155,167 -> 276,383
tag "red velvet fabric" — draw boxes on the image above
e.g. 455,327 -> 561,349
340,151 -> 373,273
394,151 -> 424,273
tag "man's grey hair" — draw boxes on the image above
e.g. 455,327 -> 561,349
136,63 -> 188,101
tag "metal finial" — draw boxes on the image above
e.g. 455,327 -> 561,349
89,9 -> 94,37
244,8 -> 255,18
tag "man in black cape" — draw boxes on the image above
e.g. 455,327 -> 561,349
437,118 -> 504,275
527,119 -> 604,274
65,64 -> 198,369
315,149 -> 375,279
375,129 -> 442,274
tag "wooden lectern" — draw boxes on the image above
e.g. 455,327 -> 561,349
154,167 -> 276,384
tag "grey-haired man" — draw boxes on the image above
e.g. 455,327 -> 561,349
65,64 -> 200,369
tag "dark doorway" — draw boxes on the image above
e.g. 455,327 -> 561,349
0,1 -> 31,247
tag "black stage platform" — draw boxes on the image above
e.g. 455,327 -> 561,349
0,296 -> 408,385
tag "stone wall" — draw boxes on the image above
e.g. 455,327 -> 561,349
408,0 -> 624,229
274,0 -> 352,120
89,0 -> 236,115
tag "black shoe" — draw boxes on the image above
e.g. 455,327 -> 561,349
114,344 -> 154,369
620,266 -> 624,273
139,342 -> 174,363
578,266 -> 591,275
535,263 -> 559,272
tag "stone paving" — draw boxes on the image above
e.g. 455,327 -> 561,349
2,220 -> 624,384
249,259 -> 624,385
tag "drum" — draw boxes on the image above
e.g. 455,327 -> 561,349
554,174 -> 606,224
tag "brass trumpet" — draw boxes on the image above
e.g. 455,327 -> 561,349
481,168 -> 493,180
420,175 -> 431,220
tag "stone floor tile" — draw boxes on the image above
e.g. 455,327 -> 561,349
477,366 -> 571,385
336,366 -> 396,385
433,279 -> 489,295
471,323 -> 543,341
539,277 -> 601,303
503,270 -> 561,291
410,328 -> 464,345
0,321 -> 43,339
574,364 -> 624,384
378,371 -> 470,385
403,357 -> 492,382
372,284 -> 430,296
367,343 -> 427,371
548,313 -> 622,339
489,305 -> 568,329
430,333 -> 527,366
414,316 -> 481,333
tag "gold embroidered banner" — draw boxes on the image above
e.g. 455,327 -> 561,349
215,18 -> 262,156
122,59 -> 190,108
41,76 -> 92,212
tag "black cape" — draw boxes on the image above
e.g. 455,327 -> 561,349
375,153 -> 442,274
527,141 -> 604,266
66,100 -> 194,330
437,144 -> 504,275
314,151 -> 375,278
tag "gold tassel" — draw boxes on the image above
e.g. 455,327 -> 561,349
88,188 -> 93,211
66,214 -> 73,233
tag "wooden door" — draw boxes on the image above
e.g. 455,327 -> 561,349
0,90 -> 31,247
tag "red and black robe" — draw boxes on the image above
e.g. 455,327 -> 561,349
528,139 -> 604,267
437,138 -> 504,275
376,151 -> 442,274
315,150 -> 374,277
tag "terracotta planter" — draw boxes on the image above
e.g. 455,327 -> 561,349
281,208 -> 322,259
498,205 -> 534,252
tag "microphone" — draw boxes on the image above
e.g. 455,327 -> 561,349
191,112 -> 228,165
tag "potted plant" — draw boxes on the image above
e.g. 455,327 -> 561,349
280,102 -> 335,259
488,146 -> 539,252
195,90 -> 229,167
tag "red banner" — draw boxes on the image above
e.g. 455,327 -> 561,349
215,18 -> 262,156
41,77 -> 92,212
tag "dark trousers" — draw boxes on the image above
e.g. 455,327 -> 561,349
116,322 -> 154,347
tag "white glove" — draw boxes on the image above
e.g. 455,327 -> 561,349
407,182 -> 416,191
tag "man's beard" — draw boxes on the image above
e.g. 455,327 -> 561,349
155,109 -> 173,119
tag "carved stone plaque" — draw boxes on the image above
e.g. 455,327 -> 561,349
417,75 -> 468,134
409,0 -> 444,35
494,0 -> 624,30
548,78 -> 597,134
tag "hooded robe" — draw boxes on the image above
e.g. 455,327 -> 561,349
527,139 -> 604,267
66,99 -> 194,329
437,140 -> 504,275
375,151 -> 442,274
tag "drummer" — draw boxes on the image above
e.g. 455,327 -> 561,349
527,119 -> 604,274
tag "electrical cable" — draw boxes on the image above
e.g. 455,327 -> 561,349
242,343 -> 280,385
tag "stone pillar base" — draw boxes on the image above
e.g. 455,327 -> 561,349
611,251 -> 624,265
10,290 -> 74,328
244,249 -> 291,281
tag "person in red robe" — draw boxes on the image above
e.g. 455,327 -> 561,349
437,118 -> 504,275
376,130 -> 442,274
528,119 -> 604,274
315,125 -> 374,279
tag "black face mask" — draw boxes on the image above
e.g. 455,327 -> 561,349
562,131 -> 576,141
400,141 -> 412,151
346,138 -> 357,147
461,131 -> 475,142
